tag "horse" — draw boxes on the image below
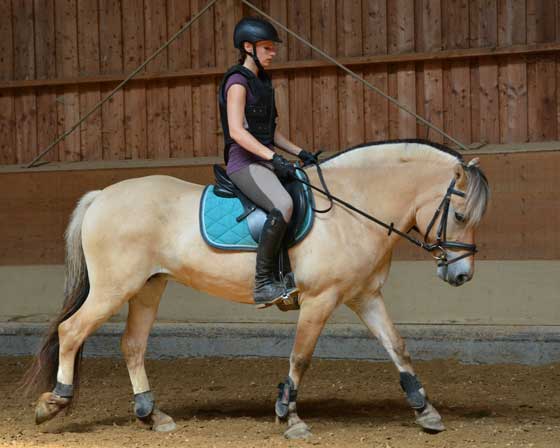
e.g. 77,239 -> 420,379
23,139 -> 489,439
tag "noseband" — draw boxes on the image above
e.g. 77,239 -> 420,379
422,178 -> 477,266
295,163 -> 477,267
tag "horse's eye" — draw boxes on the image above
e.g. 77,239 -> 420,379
455,212 -> 465,223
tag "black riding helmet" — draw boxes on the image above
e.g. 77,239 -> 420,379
234,17 -> 282,72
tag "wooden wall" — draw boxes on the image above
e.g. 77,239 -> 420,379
1,151 -> 559,264
1,0 -> 560,165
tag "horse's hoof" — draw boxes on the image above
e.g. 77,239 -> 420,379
284,421 -> 312,440
149,408 -> 176,432
35,392 -> 71,425
415,402 -> 445,433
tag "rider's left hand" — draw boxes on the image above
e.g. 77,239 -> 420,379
297,150 -> 318,166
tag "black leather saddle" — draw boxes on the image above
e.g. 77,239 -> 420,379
212,164 -> 313,246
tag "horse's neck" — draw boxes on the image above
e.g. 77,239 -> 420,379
313,149 -> 456,234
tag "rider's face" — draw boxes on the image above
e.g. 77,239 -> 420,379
244,41 -> 277,67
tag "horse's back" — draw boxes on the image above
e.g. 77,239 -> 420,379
104,174 -> 204,195
81,174 -> 204,255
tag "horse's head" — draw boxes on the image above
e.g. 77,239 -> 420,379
414,157 -> 489,286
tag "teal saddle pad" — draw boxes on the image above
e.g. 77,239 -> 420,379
199,171 -> 314,251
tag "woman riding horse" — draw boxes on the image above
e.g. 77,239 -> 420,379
219,17 -> 317,307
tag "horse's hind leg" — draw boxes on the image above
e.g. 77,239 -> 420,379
121,275 -> 176,432
35,284 -> 133,424
347,293 -> 445,433
276,292 -> 338,440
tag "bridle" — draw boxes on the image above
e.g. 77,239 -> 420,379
420,177 -> 477,266
294,162 -> 477,267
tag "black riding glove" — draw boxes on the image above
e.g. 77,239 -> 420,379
271,154 -> 296,180
297,149 -> 318,166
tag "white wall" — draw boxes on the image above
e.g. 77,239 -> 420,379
1,260 -> 558,325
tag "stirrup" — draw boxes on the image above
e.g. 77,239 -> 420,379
274,273 -> 300,311
254,285 -> 299,309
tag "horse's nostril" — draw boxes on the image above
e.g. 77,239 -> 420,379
456,274 -> 469,284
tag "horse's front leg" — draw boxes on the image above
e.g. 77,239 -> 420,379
276,291 -> 338,440
347,293 -> 445,433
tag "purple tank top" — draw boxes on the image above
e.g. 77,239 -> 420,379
223,73 -> 274,175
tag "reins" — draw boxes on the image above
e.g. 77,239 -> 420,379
294,160 -> 477,266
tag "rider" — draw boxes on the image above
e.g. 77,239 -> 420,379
218,17 -> 316,307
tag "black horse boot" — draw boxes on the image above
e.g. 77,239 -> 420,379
254,209 -> 296,308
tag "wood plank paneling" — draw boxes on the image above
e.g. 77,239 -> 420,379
442,0 -> 470,145
13,0 -> 37,164
416,0 -> 443,142
470,0 -> 498,47
422,62 -> 444,142
55,0 -> 81,161
0,0 -> 14,83
388,64 -> 398,138
14,90 -> 38,164
100,0 -> 125,160
337,0 -> 364,148
527,0 -> 555,44
215,0 -> 242,68
190,0 -> 217,157
145,0 -> 170,159
4,106 -> 21,157
2,0 -> 560,165
498,0 -> 527,45
389,1 -> 416,138
527,55 -> 556,141
498,55 -> 528,143
78,0 -> 102,161
363,0 -> 388,143
288,0 -> 313,150
13,0 -> 35,81
312,0 -> 338,151
36,88 -> 59,163
477,57 -> 500,144
527,3 -> 557,142
168,0 -> 193,159
267,0 -> 290,146
34,0 -> 57,162
364,65 -> 389,141
470,1 -> 499,144
34,0 -> 57,80
498,0 -> 528,143
122,0 -> 147,159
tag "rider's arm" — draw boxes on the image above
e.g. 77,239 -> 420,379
273,129 -> 304,156
227,84 -> 275,161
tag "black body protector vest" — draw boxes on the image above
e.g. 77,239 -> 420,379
218,65 -> 277,164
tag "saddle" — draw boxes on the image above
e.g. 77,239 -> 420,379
200,165 -> 314,250
199,165 -> 315,311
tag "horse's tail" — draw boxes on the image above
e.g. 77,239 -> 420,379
21,190 -> 101,396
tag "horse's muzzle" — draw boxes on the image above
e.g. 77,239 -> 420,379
437,255 -> 473,286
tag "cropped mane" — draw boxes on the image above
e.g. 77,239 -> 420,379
319,139 -> 489,227
320,138 -> 463,164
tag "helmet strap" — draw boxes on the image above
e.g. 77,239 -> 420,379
241,43 -> 266,75
248,43 -> 265,74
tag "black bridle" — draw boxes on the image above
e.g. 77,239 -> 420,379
294,161 -> 477,267
420,177 -> 477,266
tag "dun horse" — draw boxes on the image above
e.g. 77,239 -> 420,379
24,139 -> 489,439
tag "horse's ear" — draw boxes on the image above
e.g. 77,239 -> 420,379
467,157 -> 480,168
453,162 -> 467,190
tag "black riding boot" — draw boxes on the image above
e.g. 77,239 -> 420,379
254,209 -> 294,307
